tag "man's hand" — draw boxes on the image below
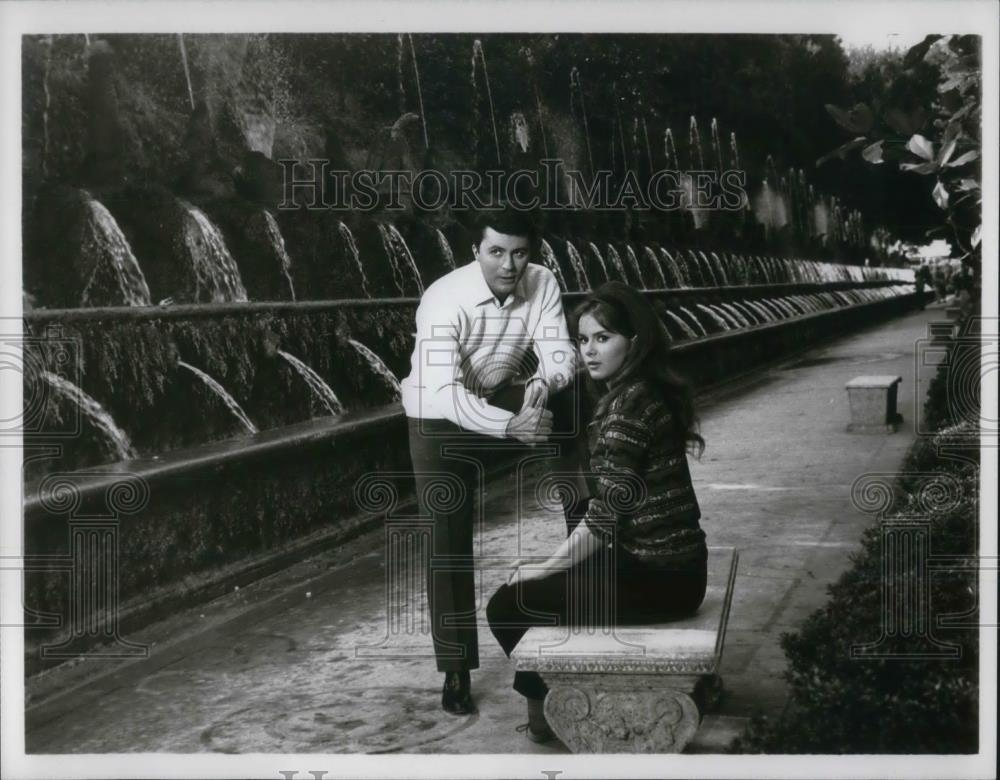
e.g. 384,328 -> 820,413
521,378 -> 549,412
505,405 -> 553,445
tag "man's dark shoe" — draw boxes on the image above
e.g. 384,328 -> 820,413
441,671 -> 476,715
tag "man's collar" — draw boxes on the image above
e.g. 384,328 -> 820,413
470,261 -> 526,309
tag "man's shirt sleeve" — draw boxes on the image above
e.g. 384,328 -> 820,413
410,290 -> 515,439
529,268 -> 577,393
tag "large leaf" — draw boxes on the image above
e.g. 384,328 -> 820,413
862,141 -> 885,164
932,180 -> 949,209
907,134 -> 935,161
824,103 -> 873,134
947,149 -> 980,167
937,123 -> 962,165
816,136 -> 868,166
900,161 -> 938,174
884,107 -> 926,136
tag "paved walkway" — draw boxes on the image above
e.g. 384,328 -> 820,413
24,305 -> 942,754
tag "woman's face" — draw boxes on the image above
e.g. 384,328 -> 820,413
577,312 -> 633,384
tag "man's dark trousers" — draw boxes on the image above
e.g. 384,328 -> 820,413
406,379 -> 591,673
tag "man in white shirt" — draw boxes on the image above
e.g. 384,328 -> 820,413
401,208 -> 579,715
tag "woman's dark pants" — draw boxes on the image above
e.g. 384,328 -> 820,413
486,547 -> 708,700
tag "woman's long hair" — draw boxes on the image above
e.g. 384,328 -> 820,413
570,281 -> 705,457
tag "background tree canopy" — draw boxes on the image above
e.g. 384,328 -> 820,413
22,32 -> 977,258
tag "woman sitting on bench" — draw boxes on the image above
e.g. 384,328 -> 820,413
486,280 -> 709,743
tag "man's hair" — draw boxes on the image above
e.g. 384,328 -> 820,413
471,205 -> 542,250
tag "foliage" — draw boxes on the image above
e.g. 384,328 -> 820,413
821,35 -> 981,269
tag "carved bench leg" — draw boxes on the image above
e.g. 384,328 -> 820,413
541,674 -> 704,753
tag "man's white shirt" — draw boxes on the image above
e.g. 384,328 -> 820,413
400,260 -> 577,437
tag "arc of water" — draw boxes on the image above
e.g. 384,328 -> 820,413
177,360 -> 257,434
570,67 -> 595,177
539,239 -> 568,291
698,303 -> 731,331
436,229 -> 456,271
42,36 -> 54,179
472,40 -> 502,167
688,116 -> 704,170
39,371 -> 137,460
759,299 -> 786,319
664,127 -> 678,170
641,115 -> 654,174
698,251 -> 721,287
565,241 -> 591,291
407,34 -> 430,150
745,300 -> 775,322
377,224 -> 406,295
709,252 -> 729,287
625,246 -> 648,289
729,131 -> 740,169
686,250 -> 708,287
378,223 -> 424,296
708,302 -> 745,329
263,211 -> 296,301
79,195 -> 152,307
774,298 -> 799,317
677,306 -> 708,336
347,338 -> 402,399
664,310 -> 698,340
179,201 -> 248,302
338,221 -> 372,299
730,301 -> 761,325
587,243 -> 611,282
396,34 -> 407,113
659,249 -> 686,288
177,34 -> 195,110
712,304 -> 743,329
710,118 -> 724,173
277,350 -> 344,416
644,247 -> 669,289
605,245 -> 628,283
719,302 -> 750,328
612,83 -> 629,176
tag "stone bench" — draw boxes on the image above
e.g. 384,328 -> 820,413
845,374 -> 903,433
930,319 -> 956,341
510,546 -> 739,753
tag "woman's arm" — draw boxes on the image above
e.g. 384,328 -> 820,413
508,388 -> 661,585
507,519 -> 604,585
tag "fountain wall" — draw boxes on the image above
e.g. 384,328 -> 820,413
22,281 -> 915,672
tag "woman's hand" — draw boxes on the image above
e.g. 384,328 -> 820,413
506,557 -> 568,586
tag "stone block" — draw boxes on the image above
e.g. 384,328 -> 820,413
930,320 -> 956,342
845,375 -> 902,433
511,546 -> 739,753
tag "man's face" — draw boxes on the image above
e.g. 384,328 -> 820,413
474,226 -> 532,301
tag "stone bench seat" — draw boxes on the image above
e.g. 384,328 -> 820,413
511,546 -> 738,753
845,374 -> 903,433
